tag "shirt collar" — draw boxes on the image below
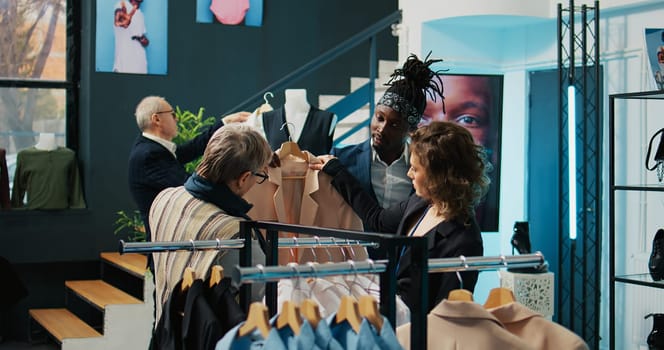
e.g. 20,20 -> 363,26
370,139 -> 410,165
142,132 -> 177,158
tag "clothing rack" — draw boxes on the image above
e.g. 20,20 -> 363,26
118,237 -> 378,254
118,238 -> 245,254
118,224 -> 547,350
234,260 -> 387,284
238,220 -> 429,350
427,252 -> 547,273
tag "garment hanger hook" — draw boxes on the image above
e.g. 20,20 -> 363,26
332,237 -> 347,262
263,91 -> 274,104
346,239 -> 356,261
315,236 -> 333,262
306,262 -> 317,299
189,239 -> 196,268
280,122 -> 296,142
348,260 -> 358,296
289,237 -> 298,262
309,237 -> 318,263
367,259 -> 378,289
456,255 -> 467,290
288,262 -> 304,301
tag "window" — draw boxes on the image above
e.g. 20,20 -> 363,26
0,0 -> 79,197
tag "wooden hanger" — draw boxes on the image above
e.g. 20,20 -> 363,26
358,295 -> 383,333
335,296 -> 361,333
447,289 -> 474,302
181,267 -> 196,292
238,302 -> 271,338
483,287 -> 516,309
300,299 -> 322,329
208,265 -> 224,288
276,300 -> 302,335
279,141 -> 306,161
279,122 -> 306,161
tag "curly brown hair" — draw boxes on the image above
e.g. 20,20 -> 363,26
410,121 -> 490,223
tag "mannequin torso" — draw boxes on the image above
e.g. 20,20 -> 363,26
35,133 -> 57,151
283,89 -> 310,142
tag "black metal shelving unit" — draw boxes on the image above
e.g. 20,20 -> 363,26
609,90 -> 664,350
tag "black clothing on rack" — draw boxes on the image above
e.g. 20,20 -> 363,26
151,277 -> 244,350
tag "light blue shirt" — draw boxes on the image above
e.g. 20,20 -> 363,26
370,143 -> 411,208
215,322 -> 287,350
314,318 -> 344,350
356,317 -> 403,350
326,313 -> 360,350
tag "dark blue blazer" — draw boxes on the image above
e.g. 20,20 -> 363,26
128,120 -> 223,240
330,140 -> 377,202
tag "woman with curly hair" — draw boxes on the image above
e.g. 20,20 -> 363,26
313,115 -> 490,312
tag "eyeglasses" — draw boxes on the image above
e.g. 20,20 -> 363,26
156,110 -> 176,118
252,171 -> 269,184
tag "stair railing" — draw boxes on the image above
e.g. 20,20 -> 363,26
225,10 -> 402,146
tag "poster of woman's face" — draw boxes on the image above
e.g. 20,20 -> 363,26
421,74 -> 503,232
95,0 -> 168,75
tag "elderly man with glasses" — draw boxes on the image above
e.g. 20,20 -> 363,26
128,95 -> 250,243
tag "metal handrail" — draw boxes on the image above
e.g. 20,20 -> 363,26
224,10 -> 402,125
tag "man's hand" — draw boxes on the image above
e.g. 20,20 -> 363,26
222,111 -> 251,124
309,155 -> 335,171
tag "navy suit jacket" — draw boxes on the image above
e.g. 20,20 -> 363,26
330,140 -> 377,202
128,119 -> 223,240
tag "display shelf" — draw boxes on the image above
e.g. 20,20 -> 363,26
609,90 -> 664,350
613,184 -> 664,192
613,273 -> 664,289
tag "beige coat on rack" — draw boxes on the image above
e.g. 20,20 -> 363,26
242,148 -> 366,264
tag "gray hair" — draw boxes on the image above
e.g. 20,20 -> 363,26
135,96 -> 166,131
196,124 -> 273,184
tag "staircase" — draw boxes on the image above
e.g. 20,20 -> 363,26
320,59 -> 399,147
29,252 -> 154,350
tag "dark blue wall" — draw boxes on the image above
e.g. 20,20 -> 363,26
0,0 -> 398,264
0,0 -> 397,340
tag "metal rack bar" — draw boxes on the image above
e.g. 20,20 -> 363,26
234,260 -> 386,284
118,236 -> 377,254
427,252 -> 546,273
276,237 -> 379,248
118,239 -> 245,254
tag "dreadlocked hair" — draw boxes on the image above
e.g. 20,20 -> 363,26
384,52 -> 446,129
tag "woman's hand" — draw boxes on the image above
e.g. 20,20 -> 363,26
309,155 -> 335,171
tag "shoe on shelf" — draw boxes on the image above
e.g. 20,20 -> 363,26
645,313 -> 664,349
649,229 -> 664,281
511,221 -> 532,255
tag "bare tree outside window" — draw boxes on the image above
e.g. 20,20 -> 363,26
0,0 -> 68,152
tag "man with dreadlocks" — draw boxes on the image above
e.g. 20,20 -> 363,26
312,54 -> 489,312
330,53 -> 445,211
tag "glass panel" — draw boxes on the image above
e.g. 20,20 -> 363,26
0,0 -> 67,80
0,87 -> 66,154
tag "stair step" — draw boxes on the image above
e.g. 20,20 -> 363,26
100,252 -> 147,278
29,308 -> 102,343
66,280 -> 142,311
